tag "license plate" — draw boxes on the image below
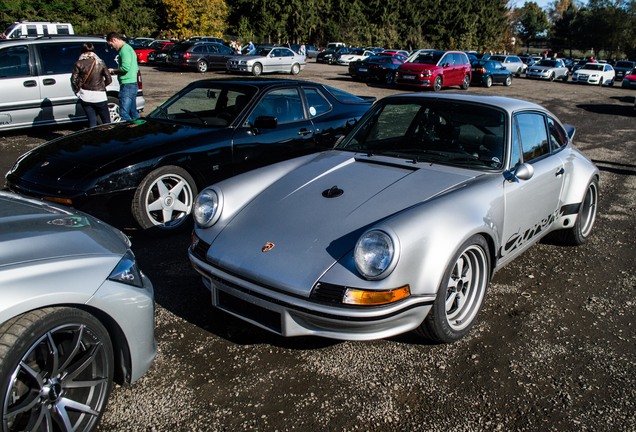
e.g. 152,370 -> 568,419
359,68 -> 367,72
404,75 -> 416,80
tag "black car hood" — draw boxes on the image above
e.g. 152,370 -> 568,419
10,119 -> 228,189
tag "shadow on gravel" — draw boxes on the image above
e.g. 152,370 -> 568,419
577,103 -> 636,117
591,159 -> 636,176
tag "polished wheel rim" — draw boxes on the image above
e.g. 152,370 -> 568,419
580,182 -> 598,237
3,324 -> 109,431
433,77 -> 442,91
144,173 -> 194,227
108,102 -> 121,123
445,245 -> 488,331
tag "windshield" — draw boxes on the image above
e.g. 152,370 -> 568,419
336,100 -> 506,170
149,84 -> 256,127
582,64 -> 603,71
537,60 -> 557,67
410,51 -> 443,65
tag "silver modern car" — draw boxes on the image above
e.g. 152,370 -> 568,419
226,46 -> 306,76
488,54 -> 526,76
526,58 -> 570,81
0,191 -> 155,430
189,93 -> 599,343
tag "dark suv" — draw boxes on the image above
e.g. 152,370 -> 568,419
168,42 -> 235,72
396,50 -> 471,91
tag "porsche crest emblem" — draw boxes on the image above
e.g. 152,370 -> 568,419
261,242 -> 275,252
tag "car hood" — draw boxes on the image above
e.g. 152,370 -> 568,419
208,151 -> 477,296
0,192 -> 126,267
10,119 -> 221,189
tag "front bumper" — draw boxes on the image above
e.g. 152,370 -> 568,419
189,248 -> 433,341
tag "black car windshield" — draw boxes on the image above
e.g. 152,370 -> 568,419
148,84 -> 257,127
337,100 -> 506,170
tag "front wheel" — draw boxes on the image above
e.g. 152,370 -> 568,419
433,76 -> 443,92
415,235 -> 491,343
107,95 -> 121,123
484,76 -> 493,88
290,63 -> 301,75
196,59 -> 208,73
0,307 -> 114,431
252,63 -> 263,76
461,74 -> 470,90
504,75 -> 512,86
385,71 -> 395,85
132,165 -> 197,231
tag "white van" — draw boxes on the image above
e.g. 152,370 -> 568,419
0,35 -> 144,131
4,22 -> 74,39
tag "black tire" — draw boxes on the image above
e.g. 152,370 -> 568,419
132,165 -> 198,231
0,307 -> 114,431
553,178 -> 599,245
484,76 -> 492,88
196,59 -> 208,73
385,71 -> 395,85
415,235 -> 491,343
504,75 -> 512,86
107,95 -> 121,123
461,74 -> 470,90
433,76 -> 443,92
252,63 -> 263,76
290,63 -> 301,75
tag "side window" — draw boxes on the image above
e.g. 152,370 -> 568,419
248,88 -> 304,125
440,54 -> 451,66
302,87 -> 332,117
38,42 -> 83,75
515,112 -> 549,162
0,45 -> 31,77
547,117 -> 567,151
27,25 -> 38,37
92,42 -> 118,69
510,119 -> 522,168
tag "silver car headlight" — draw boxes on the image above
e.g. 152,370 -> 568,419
193,189 -> 222,227
108,250 -> 143,288
354,230 -> 397,280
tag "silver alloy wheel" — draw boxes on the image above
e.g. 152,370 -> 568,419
107,96 -> 121,123
197,59 -> 208,73
291,63 -> 300,75
504,76 -> 512,86
433,76 -> 442,92
2,311 -> 112,431
579,180 -> 598,238
485,76 -> 492,88
252,63 -> 262,76
444,243 -> 489,332
142,172 -> 194,228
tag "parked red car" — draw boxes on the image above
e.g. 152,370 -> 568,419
395,50 -> 471,91
135,40 -> 174,64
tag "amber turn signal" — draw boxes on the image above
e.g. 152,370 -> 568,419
343,285 -> 411,306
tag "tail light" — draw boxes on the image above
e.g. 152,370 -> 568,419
137,70 -> 143,90
184,52 -> 191,59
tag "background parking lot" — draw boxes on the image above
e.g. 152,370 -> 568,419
1,63 -> 635,431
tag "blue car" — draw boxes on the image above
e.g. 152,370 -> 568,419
471,59 -> 513,87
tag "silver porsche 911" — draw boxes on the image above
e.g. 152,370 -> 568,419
188,93 -> 599,343
0,192 -> 155,431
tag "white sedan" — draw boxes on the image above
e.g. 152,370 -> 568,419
571,63 -> 615,86
226,46 -> 306,76
336,49 -> 375,65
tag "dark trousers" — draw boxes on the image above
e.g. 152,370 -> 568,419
81,99 -> 110,127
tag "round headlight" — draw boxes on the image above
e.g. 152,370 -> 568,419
193,189 -> 221,227
354,230 -> 395,280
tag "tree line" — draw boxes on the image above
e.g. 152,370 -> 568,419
1,0 -> 634,58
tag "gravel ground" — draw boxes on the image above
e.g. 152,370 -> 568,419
1,62 -> 634,432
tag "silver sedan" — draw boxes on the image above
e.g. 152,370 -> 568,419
0,192 -> 155,431
189,93 -> 599,343
226,46 -> 306,76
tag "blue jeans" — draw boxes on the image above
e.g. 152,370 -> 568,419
119,83 -> 139,121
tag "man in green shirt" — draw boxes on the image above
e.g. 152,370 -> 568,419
106,32 -> 139,121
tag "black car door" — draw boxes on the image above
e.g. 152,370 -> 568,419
231,86 -> 317,175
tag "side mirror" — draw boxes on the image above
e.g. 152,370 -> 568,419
504,163 -> 534,182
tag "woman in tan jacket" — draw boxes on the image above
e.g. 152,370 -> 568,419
71,43 -> 112,127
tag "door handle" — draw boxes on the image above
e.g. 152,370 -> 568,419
298,128 -> 312,136
23,80 -> 37,87
555,167 -> 564,176
43,78 -> 56,85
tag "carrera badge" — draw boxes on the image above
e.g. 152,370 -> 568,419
261,242 -> 275,252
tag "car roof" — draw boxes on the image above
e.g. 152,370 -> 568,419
0,35 -> 106,46
381,93 -> 546,114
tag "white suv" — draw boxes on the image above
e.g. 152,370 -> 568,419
0,35 -> 144,131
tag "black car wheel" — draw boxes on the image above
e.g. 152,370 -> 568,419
504,76 -> 512,86
415,235 -> 490,343
197,59 -> 208,73
484,76 -> 493,88
290,63 -> 301,75
132,165 -> 198,231
433,76 -> 443,92
549,72 -> 555,81
107,96 -> 121,123
0,307 -> 114,432
252,63 -> 263,76
385,71 -> 395,85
